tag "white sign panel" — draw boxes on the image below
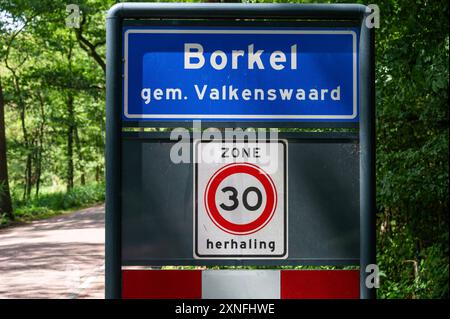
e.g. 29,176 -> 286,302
194,140 -> 287,259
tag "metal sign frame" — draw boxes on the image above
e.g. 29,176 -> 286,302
106,3 -> 375,299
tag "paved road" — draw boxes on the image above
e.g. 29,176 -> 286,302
0,205 -> 105,299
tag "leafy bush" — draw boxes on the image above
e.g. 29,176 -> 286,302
60,183 -> 105,209
9,183 -> 105,223
415,235 -> 449,299
0,213 -> 9,226
377,223 -> 449,299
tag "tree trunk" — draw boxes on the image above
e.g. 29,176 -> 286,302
0,77 -> 14,220
95,165 -> 100,182
20,104 -> 32,201
66,43 -> 75,192
74,126 -> 85,185
75,15 -> 106,73
35,144 -> 41,197
25,153 -> 32,199
35,93 -> 46,197
66,93 -> 74,192
9,70 -> 32,201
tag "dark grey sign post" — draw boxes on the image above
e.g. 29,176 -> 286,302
106,3 -> 375,299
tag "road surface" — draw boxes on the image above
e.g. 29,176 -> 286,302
0,205 -> 105,299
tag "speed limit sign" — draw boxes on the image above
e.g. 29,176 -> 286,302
194,140 -> 287,259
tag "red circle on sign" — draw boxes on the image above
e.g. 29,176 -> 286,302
204,162 -> 277,235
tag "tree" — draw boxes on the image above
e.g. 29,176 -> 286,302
0,76 -> 13,220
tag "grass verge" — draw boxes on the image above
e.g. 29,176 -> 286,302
0,183 -> 105,227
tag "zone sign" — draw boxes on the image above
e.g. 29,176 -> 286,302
194,140 -> 287,259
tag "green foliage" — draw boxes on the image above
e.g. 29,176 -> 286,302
5,183 -> 105,224
374,0 -> 449,298
416,236 -> 449,299
13,182 -> 104,212
377,231 -> 449,299
60,182 -> 105,208
0,211 -> 9,226
13,205 -> 53,220
0,0 -> 109,204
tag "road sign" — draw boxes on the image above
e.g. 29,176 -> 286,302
123,27 -> 359,122
106,3 -> 375,300
194,140 -> 287,258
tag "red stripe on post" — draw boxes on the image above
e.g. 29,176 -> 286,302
122,270 -> 202,299
280,270 -> 359,299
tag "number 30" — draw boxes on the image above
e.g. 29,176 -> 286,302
219,186 -> 263,212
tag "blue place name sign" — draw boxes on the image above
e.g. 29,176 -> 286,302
123,27 -> 359,122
